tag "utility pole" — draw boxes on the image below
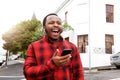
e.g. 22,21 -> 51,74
5,50 -> 8,68
88,0 -> 91,72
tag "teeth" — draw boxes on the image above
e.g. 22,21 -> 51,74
53,30 -> 58,31
52,30 -> 59,33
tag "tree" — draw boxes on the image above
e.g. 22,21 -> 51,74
2,19 -> 72,58
62,22 -> 73,31
2,19 -> 43,54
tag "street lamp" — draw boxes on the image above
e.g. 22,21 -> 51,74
88,0 -> 91,72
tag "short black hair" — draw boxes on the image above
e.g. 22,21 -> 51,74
42,13 -> 58,26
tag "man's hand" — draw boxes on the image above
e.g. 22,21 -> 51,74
52,49 -> 71,67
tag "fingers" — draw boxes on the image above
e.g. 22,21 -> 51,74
52,54 -> 71,67
58,58 -> 71,66
53,49 -> 59,57
52,49 -> 71,67
59,54 -> 71,64
60,54 -> 71,60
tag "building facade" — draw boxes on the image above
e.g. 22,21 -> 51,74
56,0 -> 120,68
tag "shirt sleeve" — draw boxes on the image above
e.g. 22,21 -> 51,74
71,44 -> 84,80
23,44 -> 58,79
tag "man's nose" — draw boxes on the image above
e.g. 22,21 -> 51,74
54,23 -> 59,27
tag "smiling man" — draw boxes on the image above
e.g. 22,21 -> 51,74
23,13 -> 84,80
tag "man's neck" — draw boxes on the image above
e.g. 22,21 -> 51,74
48,37 -> 59,43
48,37 -> 59,48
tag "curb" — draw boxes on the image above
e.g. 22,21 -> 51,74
84,66 -> 116,73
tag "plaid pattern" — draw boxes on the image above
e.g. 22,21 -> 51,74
23,36 -> 84,80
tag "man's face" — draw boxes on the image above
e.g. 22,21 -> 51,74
44,15 -> 62,40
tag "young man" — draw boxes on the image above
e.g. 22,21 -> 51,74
23,13 -> 84,80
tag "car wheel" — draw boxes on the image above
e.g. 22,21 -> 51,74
116,66 -> 120,69
0,61 -> 4,66
0,63 -> 2,66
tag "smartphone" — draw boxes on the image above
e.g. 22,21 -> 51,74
61,49 -> 72,56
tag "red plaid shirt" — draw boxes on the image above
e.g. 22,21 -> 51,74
23,36 -> 84,80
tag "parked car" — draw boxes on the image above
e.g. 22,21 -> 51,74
110,52 -> 120,69
9,53 -> 21,60
9,55 -> 19,60
0,56 -> 6,66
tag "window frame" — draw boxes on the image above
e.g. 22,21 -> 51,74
106,4 -> 114,23
77,34 -> 88,53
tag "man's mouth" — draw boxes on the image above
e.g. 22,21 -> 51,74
52,29 -> 59,33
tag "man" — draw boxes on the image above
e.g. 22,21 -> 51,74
23,13 -> 84,80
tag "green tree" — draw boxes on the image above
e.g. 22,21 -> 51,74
62,22 -> 73,31
2,19 -> 72,58
2,19 -> 43,54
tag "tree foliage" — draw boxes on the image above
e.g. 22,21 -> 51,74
62,22 -> 73,31
2,20 -> 43,53
2,19 -> 73,54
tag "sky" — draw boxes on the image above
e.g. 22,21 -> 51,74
0,0 -> 65,55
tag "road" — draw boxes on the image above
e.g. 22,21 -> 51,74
84,68 -> 120,80
0,62 -> 25,80
0,61 -> 120,80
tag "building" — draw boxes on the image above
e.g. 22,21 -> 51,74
55,0 -> 120,68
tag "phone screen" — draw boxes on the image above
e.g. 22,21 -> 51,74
61,49 -> 72,56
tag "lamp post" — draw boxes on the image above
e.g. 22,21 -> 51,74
5,50 -> 8,68
88,0 -> 91,72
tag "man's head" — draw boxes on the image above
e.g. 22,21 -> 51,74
42,13 -> 62,41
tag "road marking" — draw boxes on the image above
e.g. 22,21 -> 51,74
0,76 -> 24,78
110,78 -> 120,80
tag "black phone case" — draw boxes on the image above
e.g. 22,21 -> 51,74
61,49 -> 72,56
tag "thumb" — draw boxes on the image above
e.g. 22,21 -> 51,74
53,49 -> 59,57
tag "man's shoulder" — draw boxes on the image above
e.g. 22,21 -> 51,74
63,40 -> 76,47
32,38 -> 44,45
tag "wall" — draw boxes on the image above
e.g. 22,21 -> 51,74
57,0 -> 120,68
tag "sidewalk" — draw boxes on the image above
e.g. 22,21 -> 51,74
0,62 -> 24,75
84,66 -> 116,74
1,58 -> 116,74
0,58 -> 25,80
0,58 -> 25,68
8,58 -> 24,65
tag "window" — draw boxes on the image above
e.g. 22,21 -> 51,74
105,34 -> 114,54
77,35 -> 88,53
106,4 -> 114,23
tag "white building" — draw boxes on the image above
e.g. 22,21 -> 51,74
55,0 -> 120,68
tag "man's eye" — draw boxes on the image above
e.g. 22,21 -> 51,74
48,21 -> 61,25
49,22 -> 54,24
57,22 -> 61,25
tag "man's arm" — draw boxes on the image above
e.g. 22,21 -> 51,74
23,44 -> 57,79
71,45 -> 84,80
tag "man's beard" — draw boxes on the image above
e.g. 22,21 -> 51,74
45,29 -> 60,42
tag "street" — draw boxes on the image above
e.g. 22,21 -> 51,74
84,68 -> 120,80
0,62 -> 120,80
0,62 -> 25,80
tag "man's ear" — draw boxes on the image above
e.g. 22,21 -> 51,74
43,26 -> 47,33
43,26 -> 45,29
